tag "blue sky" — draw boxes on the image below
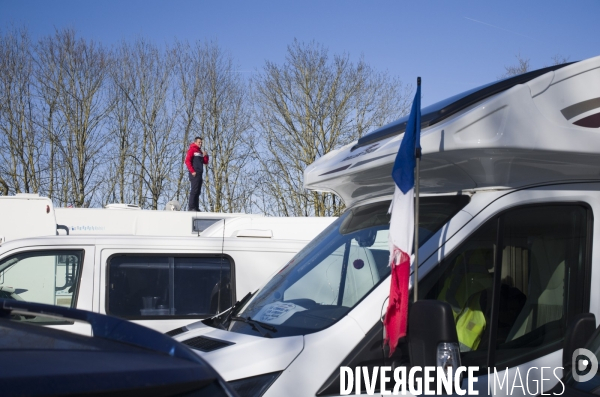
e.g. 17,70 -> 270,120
1,0 -> 599,107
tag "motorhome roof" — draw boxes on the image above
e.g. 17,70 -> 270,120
354,62 -> 574,150
54,207 -> 259,237
0,233 -> 314,250
304,55 -> 600,207
55,208 -> 334,240
1,194 -> 336,243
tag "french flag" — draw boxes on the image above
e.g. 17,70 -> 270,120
384,80 -> 421,356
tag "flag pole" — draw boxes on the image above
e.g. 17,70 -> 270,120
413,76 -> 421,303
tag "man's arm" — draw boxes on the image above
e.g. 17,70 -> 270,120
185,147 -> 195,173
203,151 -> 209,165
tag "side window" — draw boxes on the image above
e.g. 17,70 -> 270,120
421,220 -> 497,367
493,206 -> 587,366
107,255 -> 232,319
174,257 -> 231,316
0,250 -> 83,320
421,204 -> 589,369
192,218 -> 222,233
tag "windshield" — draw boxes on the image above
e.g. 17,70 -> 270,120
229,196 -> 469,338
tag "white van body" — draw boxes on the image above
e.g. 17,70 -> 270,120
0,194 -> 57,243
54,207 -> 330,240
0,195 -> 330,241
173,56 -> 600,396
0,201 -> 335,334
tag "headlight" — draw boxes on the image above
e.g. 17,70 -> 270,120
228,371 -> 281,397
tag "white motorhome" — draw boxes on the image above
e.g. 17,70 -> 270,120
54,206 -> 322,240
0,198 -> 336,334
172,56 -> 600,397
0,194 -> 302,241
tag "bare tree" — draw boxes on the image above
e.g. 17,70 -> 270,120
500,53 -> 571,79
173,41 -> 254,213
197,43 -> 253,213
102,44 -> 137,205
35,29 -> 111,207
0,27 -> 43,196
114,39 -> 179,210
500,53 -> 531,79
2,31 -> 414,214
252,40 -> 412,216
172,40 -> 206,208
35,30 -> 66,202
550,54 -> 570,65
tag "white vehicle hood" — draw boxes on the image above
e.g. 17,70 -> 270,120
174,323 -> 304,381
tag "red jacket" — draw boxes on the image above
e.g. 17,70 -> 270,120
185,143 -> 209,173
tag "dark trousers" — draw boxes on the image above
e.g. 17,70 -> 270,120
188,172 -> 203,211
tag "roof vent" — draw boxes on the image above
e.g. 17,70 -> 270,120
104,203 -> 142,210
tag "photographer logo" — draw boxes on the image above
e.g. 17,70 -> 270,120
572,348 -> 598,383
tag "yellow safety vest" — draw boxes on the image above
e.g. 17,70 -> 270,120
455,291 -> 486,351
437,251 -> 490,351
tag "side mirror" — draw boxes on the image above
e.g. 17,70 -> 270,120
563,313 -> 596,371
409,300 -> 460,370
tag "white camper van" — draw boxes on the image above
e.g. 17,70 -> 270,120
0,194 -> 63,243
0,198 -> 335,334
172,56 -> 600,397
0,194 -> 308,241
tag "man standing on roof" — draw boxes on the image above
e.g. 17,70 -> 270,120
185,137 -> 209,212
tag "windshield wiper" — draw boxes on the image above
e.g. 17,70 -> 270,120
231,316 -> 277,338
203,290 -> 257,330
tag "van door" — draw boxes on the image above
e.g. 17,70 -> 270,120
317,195 -> 591,396
0,246 -> 95,335
417,203 -> 591,396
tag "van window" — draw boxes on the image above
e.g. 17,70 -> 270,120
420,219 -> 497,367
107,255 -> 232,319
493,206 -> 587,366
193,218 -> 222,233
0,250 -> 83,323
421,204 -> 589,369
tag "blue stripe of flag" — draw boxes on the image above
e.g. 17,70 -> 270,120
391,84 -> 421,194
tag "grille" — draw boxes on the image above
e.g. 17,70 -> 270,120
182,336 -> 234,352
